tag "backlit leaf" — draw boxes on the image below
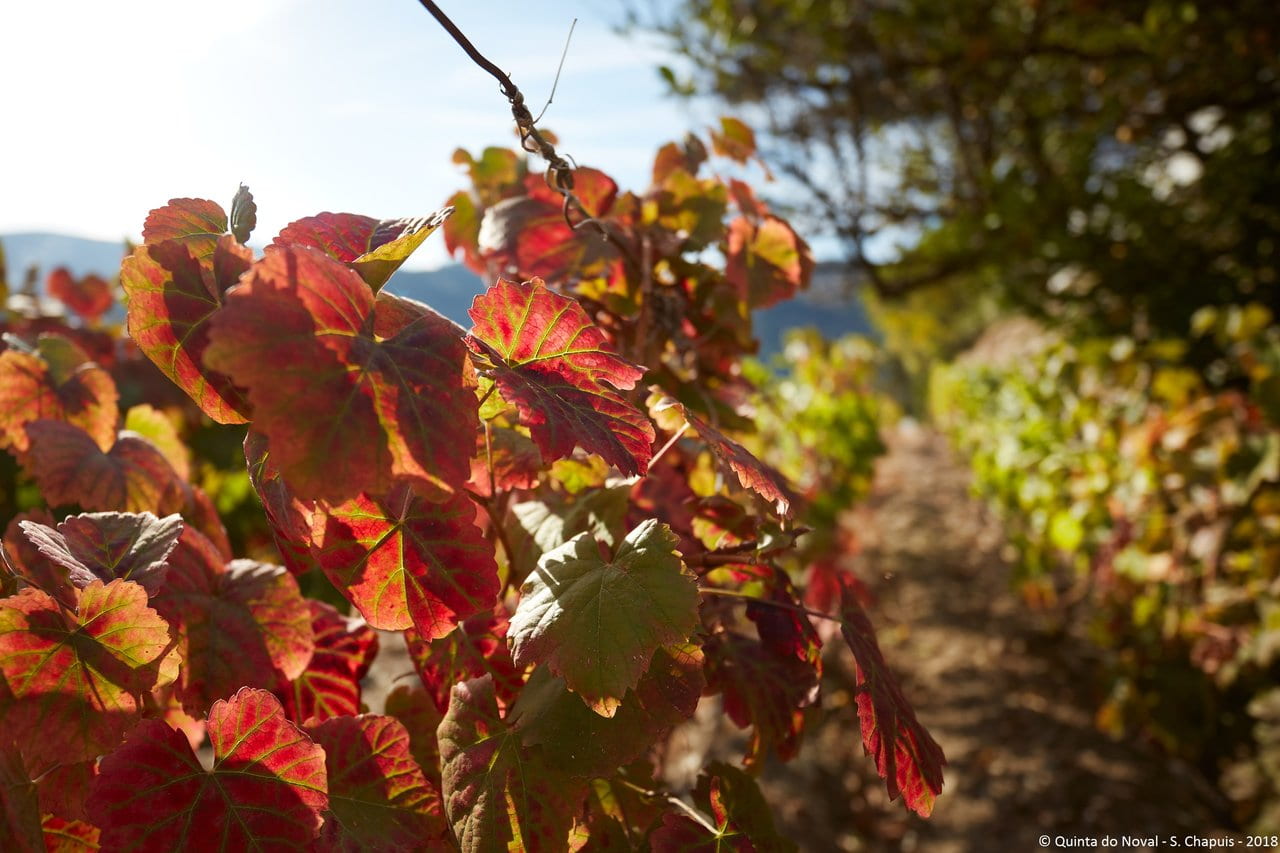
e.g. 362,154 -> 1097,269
229,184 -> 257,245
40,816 -> 100,853
383,685 -> 443,790
152,527 -> 313,716
725,215 -> 813,309
244,430 -> 316,575
709,117 -> 757,164
655,396 -> 797,517
18,511 -> 182,596
280,601 -> 379,724
0,337 -> 118,453
36,760 -> 97,823
47,268 -> 113,321
0,581 -> 178,770
205,246 -> 477,503
840,583 -> 946,817
650,762 -> 794,853
21,421 -> 186,513
272,208 -> 452,291
512,643 -> 704,777
508,519 -> 699,717
438,676 -> 581,852
310,485 -> 499,640
87,688 -> 328,851
120,230 -> 253,424
0,743 -> 43,853
468,277 -> 654,475
122,404 -> 191,481
308,714 -> 446,851
404,606 -> 522,714
141,197 -> 228,261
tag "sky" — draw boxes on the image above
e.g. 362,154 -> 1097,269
0,0 -> 723,270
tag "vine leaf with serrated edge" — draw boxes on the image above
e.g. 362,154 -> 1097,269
86,688 -> 328,851
18,511 -> 182,597
467,277 -> 654,476
508,518 -> 699,717
272,208 -> 453,292
204,246 -> 478,504
278,600 -> 379,725
0,336 -> 118,453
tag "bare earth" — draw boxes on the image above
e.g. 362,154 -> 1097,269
758,422 -> 1238,851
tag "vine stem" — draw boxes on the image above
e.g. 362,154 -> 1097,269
613,779 -> 719,835
648,421 -> 689,468
698,585 -> 840,624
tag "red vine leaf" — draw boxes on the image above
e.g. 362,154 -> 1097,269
311,485 -> 499,640
438,676 -> 582,852
272,208 -> 452,291
121,227 -> 254,424
709,117 -> 758,164
152,527 -> 314,716
404,606 -> 523,714
21,421 -> 186,513
725,215 -> 813,309
141,197 -> 229,261
469,423 -> 542,497
384,685 -> 444,790
87,688 -> 328,851
36,760 -> 97,824
280,601 -> 379,724
654,396 -> 797,517
18,511 -> 183,597
204,246 -> 478,503
307,714 -> 447,850
0,742 -> 43,853
512,643 -> 705,778
245,430 -> 316,575
0,581 -> 179,771
467,277 -> 654,475
0,336 -> 118,453
47,268 -> 113,321
123,404 -> 191,481
508,519 -> 699,717
41,816 -> 100,853
840,582 -> 946,817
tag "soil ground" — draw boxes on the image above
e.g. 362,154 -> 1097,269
756,421 -> 1239,851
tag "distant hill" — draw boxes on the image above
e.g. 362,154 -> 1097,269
2,233 -> 874,355
1,232 -> 130,282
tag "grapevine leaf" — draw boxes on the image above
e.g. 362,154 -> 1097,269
508,519 -> 699,717
443,190 -> 483,272
40,816 -> 100,853
230,184 -> 257,245
0,338 -> 118,453
0,581 -> 179,771
469,423 -> 542,497
152,527 -> 314,716
272,208 -> 452,291
0,743 -> 43,853
47,268 -> 113,321
21,421 -> 187,513
650,762 -> 795,853
383,685 -> 444,790
709,117 -> 757,164
512,643 -> 704,777
840,583 -> 946,817
87,688 -> 328,851
704,629 -> 819,766
656,396 -> 797,517
725,215 -> 813,309
438,676 -> 581,852
506,481 -> 631,584
36,761 -> 97,823
308,715 -> 446,851
141,197 -> 228,261
467,277 -> 654,475
311,485 -> 499,639
123,404 -> 191,481
18,511 -> 182,596
280,601 -> 379,724
244,430 -> 316,575
204,246 -> 478,503
3,510 -> 74,608
404,606 -> 523,714
120,232 -> 253,424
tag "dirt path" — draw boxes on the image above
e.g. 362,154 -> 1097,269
759,422 -> 1237,851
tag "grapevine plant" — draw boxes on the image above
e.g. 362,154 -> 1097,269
0,122 -> 944,850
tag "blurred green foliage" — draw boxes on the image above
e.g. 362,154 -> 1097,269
932,304 -> 1280,827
